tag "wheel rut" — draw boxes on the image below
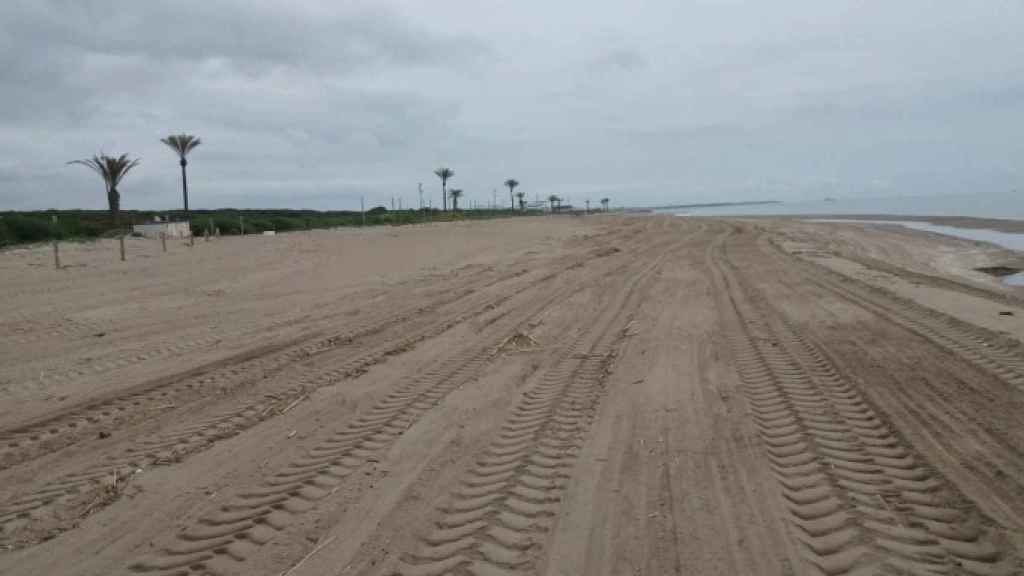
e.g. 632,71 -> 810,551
0,256 -> 559,472
710,233 -> 1016,576
768,238 -> 1024,391
0,243 -> 623,551
119,235 -> 661,576
392,240 -> 673,576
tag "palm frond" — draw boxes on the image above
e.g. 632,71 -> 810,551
67,157 -> 104,178
434,167 -> 454,180
108,154 -> 141,187
69,153 -> 140,189
161,134 -> 201,159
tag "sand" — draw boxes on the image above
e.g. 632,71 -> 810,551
0,215 -> 1022,575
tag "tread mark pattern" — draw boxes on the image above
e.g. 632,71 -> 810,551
0,264 -> 564,548
777,240 -> 1024,390
119,238 -> 648,576
712,235 -> 1014,576
393,241 -> 673,576
0,263 -> 550,471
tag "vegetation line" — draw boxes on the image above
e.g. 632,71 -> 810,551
0,208 -> 544,248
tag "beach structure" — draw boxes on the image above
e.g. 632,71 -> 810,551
132,216 -> 191,238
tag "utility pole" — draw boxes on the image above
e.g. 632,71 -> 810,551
361,196 -> 366,226
418,182 -> 424,210
492,188 -> 497,210
586,199 -> 591,213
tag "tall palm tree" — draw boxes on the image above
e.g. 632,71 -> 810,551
547,194 -> 559,212
160,134 -> 202,223
434,167 -> 454,212
68,154 -> 140,227
504,179 -> 519,209
515,191 -> 526,211
449,188 -> 464,211
601,197 -> 610,212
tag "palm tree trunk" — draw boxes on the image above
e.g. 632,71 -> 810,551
180,159 -> 190,223
509,188 -> 514,209
108,187 -> 120,228
442,181 -> 447,212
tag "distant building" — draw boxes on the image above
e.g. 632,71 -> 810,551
133,218 -> 191,238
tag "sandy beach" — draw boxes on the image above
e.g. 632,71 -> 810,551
1,215 -> 1023,575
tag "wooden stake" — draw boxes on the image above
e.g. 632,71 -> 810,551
52,215 -> 60,269
160,232 -> 167,252
119,233 -> 126,262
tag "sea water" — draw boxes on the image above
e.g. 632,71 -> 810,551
665,191 -> 1023,219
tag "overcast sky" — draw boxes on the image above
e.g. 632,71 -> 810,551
1,1 -> 1022,211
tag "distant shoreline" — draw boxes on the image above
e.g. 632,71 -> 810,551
647,200 -> 781,211
787,214 -> 1024,234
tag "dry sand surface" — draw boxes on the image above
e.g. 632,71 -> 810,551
1,215 -> 1024,575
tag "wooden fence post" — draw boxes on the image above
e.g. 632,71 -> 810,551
160,232 -> 167,252
52,215 -> 60,269
119,233 -> 126,262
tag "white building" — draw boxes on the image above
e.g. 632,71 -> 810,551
132,219 -> 192,238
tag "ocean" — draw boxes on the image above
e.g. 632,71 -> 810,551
664,191 -> 1023,220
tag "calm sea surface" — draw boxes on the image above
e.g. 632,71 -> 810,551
663,191 -> 1023,219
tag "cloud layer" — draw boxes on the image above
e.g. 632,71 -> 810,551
2,1 -> 1022,210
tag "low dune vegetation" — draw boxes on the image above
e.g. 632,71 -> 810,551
0,208 -> 540,247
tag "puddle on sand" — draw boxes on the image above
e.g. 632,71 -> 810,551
1005,272 -> 1024,286
975,266 -> 1024,287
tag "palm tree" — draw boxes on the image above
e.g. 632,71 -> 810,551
160,134 -> 202,223
434,167 -> 454,211
504,179 -> 519,209
68,154 -> 140,227
548,194 -> 559,212
515,191 -> 526,211
601,197 -> 610,212
449,188 -> 464,211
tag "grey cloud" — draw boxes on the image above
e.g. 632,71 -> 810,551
0,1 -> 1021,211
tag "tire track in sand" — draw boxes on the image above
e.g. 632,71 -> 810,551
392,240 -> 671,576
711,234 -> 1015,576
0,246 -> 614,549
0,263 -> 542,471
0,271 -> 526,549
121,238 -> 654,576
771,239 -> 1024,391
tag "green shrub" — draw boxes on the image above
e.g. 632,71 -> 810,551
0,215 -> 55,245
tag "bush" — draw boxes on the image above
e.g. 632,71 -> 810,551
0,215 -> 55,245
